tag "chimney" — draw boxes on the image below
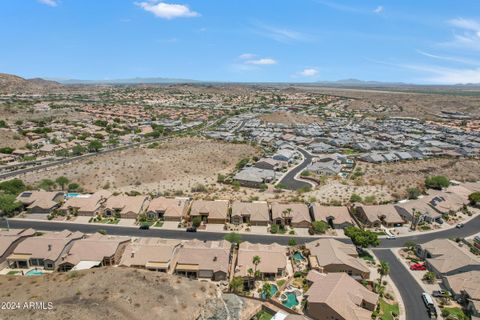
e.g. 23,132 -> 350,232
131,251 -> 135,258
48,244 -> 52,251
213,256 -> 217,262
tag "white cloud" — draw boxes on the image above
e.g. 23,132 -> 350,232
449,18 -> 480,31
298,68 -> 319,77
239,53 -> 256,60
373,6 -> 384,14
38,0 -> 59,7
444,17 -> 480,50
416,49 -> 480,66
245,58 -> 277,65
405,64 -> 480,84
136,1 -> 199,19
253,23 -> 312,43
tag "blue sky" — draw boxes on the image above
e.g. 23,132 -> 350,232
0,0 -> 479,83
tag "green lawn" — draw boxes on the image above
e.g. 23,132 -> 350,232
379,299 -> 399,320
441,307 -> 468,320
152,220 -> 164,228
90,217 -> 120,224
255,310 -> 273,320
358,251 -> 375,262
7,271 -> 19,275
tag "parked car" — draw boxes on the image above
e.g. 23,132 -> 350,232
432,290 -> 448,297
422,292 -> 437,318
410,263 -> 427,271
436,218 -> 444,225
428,306 -> 438,319
139,223 -> 150,230
456,223 -> 464,228
386,234 -> 397,239
186,227 -> 197,232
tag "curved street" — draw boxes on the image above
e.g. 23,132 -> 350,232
277,147 -> 313,190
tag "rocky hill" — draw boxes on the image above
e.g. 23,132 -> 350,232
0,73 -> 62,93
0,267 -> 234,320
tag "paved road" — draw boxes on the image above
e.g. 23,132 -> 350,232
374,249 -> 430,320
4,215 -> 479,247
277,148 -> 313,190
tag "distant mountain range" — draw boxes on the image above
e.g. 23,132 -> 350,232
47,77 -> 199,85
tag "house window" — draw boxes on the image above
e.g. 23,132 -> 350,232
46,263 -> 54,269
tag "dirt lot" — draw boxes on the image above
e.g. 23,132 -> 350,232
20,137 -> 259,193
0,128 -> 27,149
259,111 -> 320,125
0,267 -> 224,320
356,158 -> 480,198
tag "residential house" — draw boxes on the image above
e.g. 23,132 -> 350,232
59,190 -> 111,216
353,204 -> 405,227
16,191 -> 64,214
231,201 -> 270,226
272,149 -> 296,163
394,199 -> 442,223
120,238 -> 182,272
424,191 -> 467,215
234,167 -> 276,188
311,204 -> 355,229
172,240 -> 231,281
103,195 -> 148,219
146,197 -> 190,222
306,158 -> 342,176
7,230 -> 84,270
305,239 -> 370,279
271,203 -> 311,228
416,239 -> 480,277
234,242 -> 288,284
57,233 -> 130,271
254,158 -> 287,171
0,228 -> 35,266
444,271 -> 480,317
190,200 -> 229,224
304,271 -> 378,320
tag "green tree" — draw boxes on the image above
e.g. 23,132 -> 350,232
407,187 -> 421,200
191,216 -> 202,228
468,192 -> 480,206
350,193 -> 362,203
88,140 -> 103,152
55,176 -> 69,191
424,176 -> 449,190
0,179 -> 26,195
37,179 -> 56,191
68,183 -> 80,192
252,255 -> 261,275
378,261 -> 390,284
71,145 -> 86,156
344,227 -> 380,248
224,232 -> 242,245
311,221 -> 329,234
288,238 -> 297,246
230,276 -> 244,294
423,271 -> 436,284
262,283 -> 272,300
0,194 -> 22,217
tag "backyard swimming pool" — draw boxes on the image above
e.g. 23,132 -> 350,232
292,251 -> 306,262
25,269 -> 44,276
65,193 -> 80,198
261,284 -> 278,299
281,292 -> 299,308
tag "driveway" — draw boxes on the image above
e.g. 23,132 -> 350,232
374,249 -> 431,320
277,147 -> 313,190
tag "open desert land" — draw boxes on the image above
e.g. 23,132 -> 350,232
356,158 -> 480,198
0,128 -> 27,149
300,86 -> 480,120
259,111 -> 321,124
0,267 -> 227,320
19,137 -> 260,194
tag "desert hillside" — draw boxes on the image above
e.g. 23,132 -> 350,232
0,267 -> 228,320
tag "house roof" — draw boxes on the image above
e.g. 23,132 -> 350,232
357,204 -> 404,224
235,241 -> 287,276
305,239 -> 369,274
147,197 -> 189,219
10,230 -> 84,261
305,272 -> 378,320
231,201 -> 269,222
61,233 -> 130,266
445,271 -> 480,300
395,200 -> 441,219
173,240 -> 231,274
421,239 -> 480,274
16,191 -> 63,206
104,195 -> 148,216
271,203 -> 311,224
0,228 -> 35,257
60,191 -> 111,213
311,204 -> 353,225
120,238 -> 181,267
423,191 -> 466,214
190,200 -> 229,219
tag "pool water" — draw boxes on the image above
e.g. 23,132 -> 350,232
65,193 -> 80,198
293,252 -> 306,262
261,284 -> 278,299
282,292 -> 299,308
25,269 -> 44,276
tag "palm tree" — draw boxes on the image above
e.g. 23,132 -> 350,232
55,176 -> 69,191
252,255 -> 261,273
247,268 -> 254,278
282,208 -> 292,226
262,283 -> 272,300
378,260 -> 390,284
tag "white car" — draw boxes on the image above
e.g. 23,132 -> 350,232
386,234 -> 397,240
